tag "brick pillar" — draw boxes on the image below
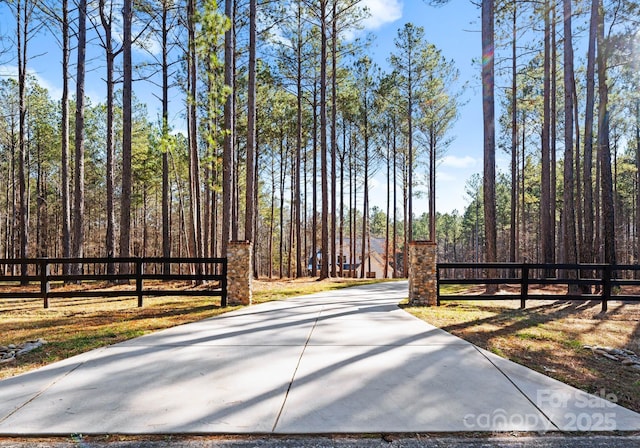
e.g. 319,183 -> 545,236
409,241 -> 437,306
227,241 -> 253,306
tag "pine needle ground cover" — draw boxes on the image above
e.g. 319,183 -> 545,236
405,287 -> 640,414
0,278 -> 387,380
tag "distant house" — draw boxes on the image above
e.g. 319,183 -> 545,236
307,237 -> 396,278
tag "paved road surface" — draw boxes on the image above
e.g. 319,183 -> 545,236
0,281 -> 638,436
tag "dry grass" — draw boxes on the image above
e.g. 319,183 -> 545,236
404,286 -> 640,413
0,277 -> 386,380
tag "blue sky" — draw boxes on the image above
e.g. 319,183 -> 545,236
0,0 -> 486,216
363,0 -> 486,215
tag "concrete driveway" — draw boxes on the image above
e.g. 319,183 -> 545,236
0,281 -> 638,435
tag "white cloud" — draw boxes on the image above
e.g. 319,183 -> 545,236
360,0 -> 403,31
436,171 -> 458,182
0,65 -> 17,78
439,155 -> 477,169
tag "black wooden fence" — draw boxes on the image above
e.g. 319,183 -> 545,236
437,262 -> 640,312
0,257 -> 227,308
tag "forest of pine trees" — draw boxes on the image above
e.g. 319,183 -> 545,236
0,1 -> 638,279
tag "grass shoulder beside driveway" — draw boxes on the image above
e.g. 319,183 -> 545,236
0,277 -> 388,380
404,291 -> 640,414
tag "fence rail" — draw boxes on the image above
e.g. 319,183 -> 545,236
0,257 -> 227,308
437,262 -> 640,312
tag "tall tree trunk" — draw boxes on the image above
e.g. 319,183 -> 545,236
303,118 -> 308,275
231,0 -> 239,242
392,116 -> 397,276
289,161 -> 295,277
541,0 -> 553,271
562,0 -> 578,278
551,0 -> 557,263
17,0 -> 28,277
482,0 -> 498,291
294,0 -> 303,277
99,0 -> 117,274
245,0 -> 256,246
73,0 -> 87,274
222,0 -> 235,256
119,0 -> 132,272
429,131 -> 436,241
597,0 -> 615,265
635,99 -> 640,268
330,0 -> 337,277
162,0 -> 171,273
385,127 -> 390,278
349,130 -> 356,277
311,84 -> 318,276
403,154 -> 408,277
360,84 -> 369,279
320,0 -> 329,279
36,143 -> 47,257
509,2 -> 517,264
254,134 -> 259,276
279,136 -> 285,279
521,116 -> 526,259
187,0 -> 203,264
407,69 -> 414,243
340,147 -> 345,277
61,0 -> 71,271
269,156 -> 276,278
574,83 -> 582,264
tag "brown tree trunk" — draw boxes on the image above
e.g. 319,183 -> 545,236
222,0 -> 235,256
161,0 -> 171,273
61,0 -> 71,270
73,0 -> 87,275
99,0 -> 117,274
279,136 -> 286,279
509,2 -> 518,265
311,84 -> 318,276
16,0 -> 33,282
597,0 -> 615,265
320,0 -> 329,279
187,0 -> 200,262
119,0 -> 132,273
636,100 -> 640,268
360,70 -> 369,280
330,0 -> 337,277
294,0 -> 303,277
562,0 -> 578,285
245,0 -> 256,246
541,0 -> 553,272
385,127 -> 390,278
551,1 -> 557,264
482,0 -> 498,291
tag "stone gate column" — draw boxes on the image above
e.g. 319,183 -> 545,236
409,241 -> 437,306
227,240 -> 253,306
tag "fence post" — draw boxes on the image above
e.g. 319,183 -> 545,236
41,259 -> 50,309
521,264 -> 529,309
601,264 -> 611,313
436,265 -> 441,306
409,241 -> 438,306
136,259 -> 144,307
227,241 -> 253,306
